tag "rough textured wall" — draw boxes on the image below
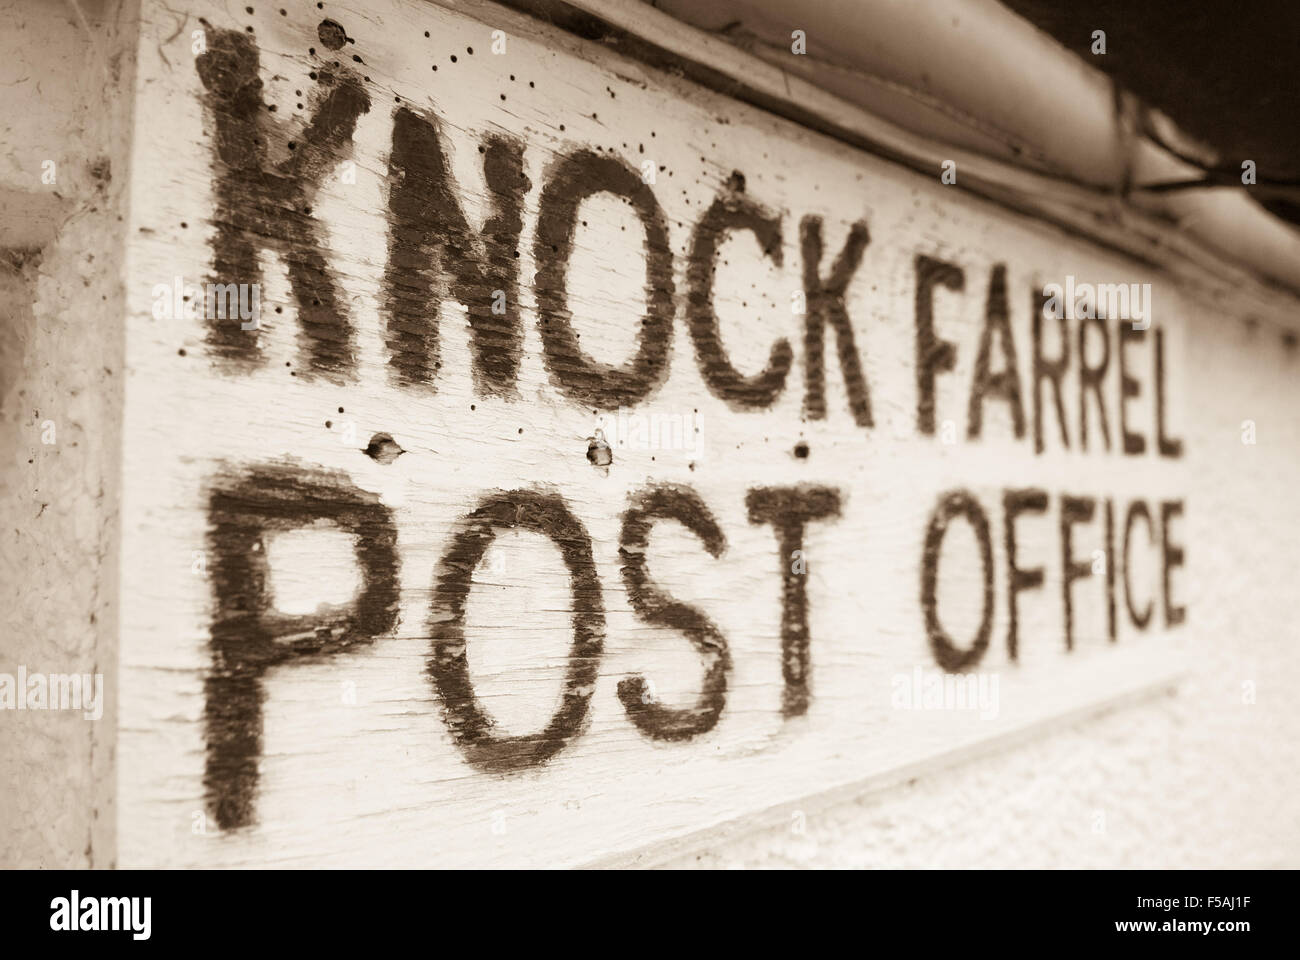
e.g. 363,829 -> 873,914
0,0 -> 137,868
669,309 -> 1300,868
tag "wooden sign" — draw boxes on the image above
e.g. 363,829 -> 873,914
118,0 -> 1189,866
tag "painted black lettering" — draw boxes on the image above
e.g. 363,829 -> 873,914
1104,498 -> 1117,642
204,462 -> 400,829
194,27 -> 370,379
1123,499 -> 1155,630
1161,499 -> 1187,626
1118,322 -> 1146,455
1155,328 -> 1184,458
915,254 -> 963,435
967,265 -> 1026,439
382,107 -> 529,394
1033,288 -> 1070,453
618,485 -> 730,740
1060,494 -> 1096,650
1004,488 -> 1047,662
686,187 -> 791,408
1078,316 -> 1111,451
921,490 -> 993,672
534,150 -> 675,409
746,485 -> 843,717
427,489 -> 604,771
801,218 -> 873,426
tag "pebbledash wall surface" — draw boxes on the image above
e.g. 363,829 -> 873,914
0,0 -> 1297,868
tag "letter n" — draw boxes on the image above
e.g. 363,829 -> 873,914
382,107 -> 530,395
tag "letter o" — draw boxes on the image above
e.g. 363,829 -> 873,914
534,149 -> 675,409
921,490 -> 994,671
428,489 -> 605,771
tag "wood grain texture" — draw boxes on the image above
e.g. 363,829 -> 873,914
114,0 -> 1212,867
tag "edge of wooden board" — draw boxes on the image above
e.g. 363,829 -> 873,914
583,670 -> 1187,869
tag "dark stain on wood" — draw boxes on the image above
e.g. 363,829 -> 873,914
362,432 -> 404,463
317,19 -> 349,50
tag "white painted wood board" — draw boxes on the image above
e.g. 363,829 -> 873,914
117,0 -> 1193,866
